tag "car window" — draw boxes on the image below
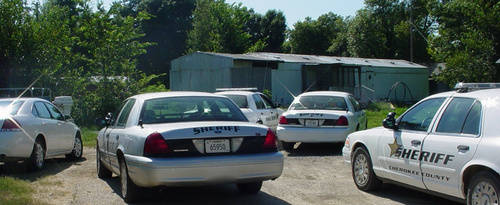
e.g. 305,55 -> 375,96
33,102 -> 52,119
45,103 -> 65,121
223,94 -> 248,108
290,95 -> 347,111
348,96 -> 361,112
398,97 -> 446,132
436,98 -> 475,134
141,96 -> 247,124
252,94 -> 266,109
0,100 -> 24,115
115,99 -> 136,127
260,94 -> 275,109
461,101 -> 482,135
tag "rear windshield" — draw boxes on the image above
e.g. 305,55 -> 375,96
222,94 -> 248,108
289,96 -> 347,111
0,100 -> 24,115
141,96 -> 247,124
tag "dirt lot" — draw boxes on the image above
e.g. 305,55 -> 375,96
1,144 -> 462,205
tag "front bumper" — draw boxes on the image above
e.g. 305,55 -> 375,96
125,152 -> 284,187
0,132 -> 34,161
276,126 -> 353,143
342,146 -> 351,164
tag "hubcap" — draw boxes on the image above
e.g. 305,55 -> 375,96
471,181 -> 499,205
353,153 -> 369,186
35,143 -> 44,168
120,163 -> 127,196
73,137 -> 82,157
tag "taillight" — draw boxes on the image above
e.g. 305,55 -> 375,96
1,119 -> 21,131
279,116 -> 288,124
336,116 -> 348,126
143,132 -> 170,156
263,129 -> 277,149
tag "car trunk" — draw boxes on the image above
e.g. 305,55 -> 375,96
282,110 -> 349,127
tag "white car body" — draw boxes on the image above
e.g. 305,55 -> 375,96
0,98 -> 81,166
277,91 -> 367,143
96,92 -> 283,200
343,87 -> 500,203
215,91 -> 281,130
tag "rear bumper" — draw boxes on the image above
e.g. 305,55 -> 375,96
0,132 -> 34,161
342,146 -> 352,164
125,152 -> 284,187
276,126 -> 353,143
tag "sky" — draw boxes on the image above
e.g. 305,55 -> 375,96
225,0 -> 365,27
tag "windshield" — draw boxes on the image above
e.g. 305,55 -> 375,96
222,94 -> 248,108
289,96 -> 347,111
141,96 -> 247,124
0,100 -> 24,116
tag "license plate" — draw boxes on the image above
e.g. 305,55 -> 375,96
205,139 -> 230,153
305,120 -> 319,127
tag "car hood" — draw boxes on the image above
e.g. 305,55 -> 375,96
141,121 -> 269,140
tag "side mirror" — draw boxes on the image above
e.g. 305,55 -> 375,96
382,112 -> 398,130
96,112 -> 113,127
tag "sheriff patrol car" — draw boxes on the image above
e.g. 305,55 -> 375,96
96,92 -> 283,203
343,83 -> 500,204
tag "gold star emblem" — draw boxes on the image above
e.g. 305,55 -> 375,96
388,138 -> 400,157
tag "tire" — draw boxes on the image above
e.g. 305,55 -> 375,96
119,157 -> 141,203
96,145 -> 112,179
237,181 -> 263,194
466,171 -> 500,205
66,134 -> 83,160
281,141 -> 295,152
27,139 -> 45,171
351,147 -> 381,191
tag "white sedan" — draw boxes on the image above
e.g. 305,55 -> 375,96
277,91 -> 367,151
0,98 -> 83,170
343,83 -> 500,204
96,92 -> 284,203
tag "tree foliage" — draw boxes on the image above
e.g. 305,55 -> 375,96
429,0 -> 500,86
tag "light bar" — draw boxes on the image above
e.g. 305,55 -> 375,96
454,82 -> 500,92
215,88 -> 258,92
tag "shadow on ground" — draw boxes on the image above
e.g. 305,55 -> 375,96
102,176 -> 290,205
285,142 -> 344,157
365,183 -> 462,205
0,157 -> 87,181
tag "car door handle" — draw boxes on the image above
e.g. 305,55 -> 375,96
116,135 -> 119,140
457,145 -> 470,151
106,134 -> 110,138
411,140 -> 421,146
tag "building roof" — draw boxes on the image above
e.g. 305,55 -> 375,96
197,51 -> 427,69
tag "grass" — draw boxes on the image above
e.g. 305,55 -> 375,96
0,176 -> 34,205
81,127 -> 99,147
365,102 -> 408,129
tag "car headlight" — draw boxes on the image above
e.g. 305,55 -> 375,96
344,137 -> 350,148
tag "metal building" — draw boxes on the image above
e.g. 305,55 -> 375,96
170,52 -> 429,105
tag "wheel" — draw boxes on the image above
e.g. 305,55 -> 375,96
237,181 -> 262,194
119,157 -> 141,203
351,147 -> 381,191
467,171 -> 500,205
96,145 -> 112,179
66,134 -> 83,160
280,141 -> 295,152
27,139 -> 45,171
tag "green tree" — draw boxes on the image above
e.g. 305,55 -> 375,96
289,12 -> 346,55
260,10 -> 286,52
429,0 -> 500,86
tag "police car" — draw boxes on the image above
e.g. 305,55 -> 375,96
343,83 -> 500,204
215,88 -> 281,130
96,92 -> 283,202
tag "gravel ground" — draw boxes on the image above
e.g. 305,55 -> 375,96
1,144 -> 462,205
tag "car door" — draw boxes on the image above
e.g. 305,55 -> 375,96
32,101 -> 60,155
44,102 -> 74,152
421,97 -> 482,198
379,97 -> 447,189
252,94 -> 272,126
260,94 -> 279,129
347,95 -> 366,130
107,99 -> 135,171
